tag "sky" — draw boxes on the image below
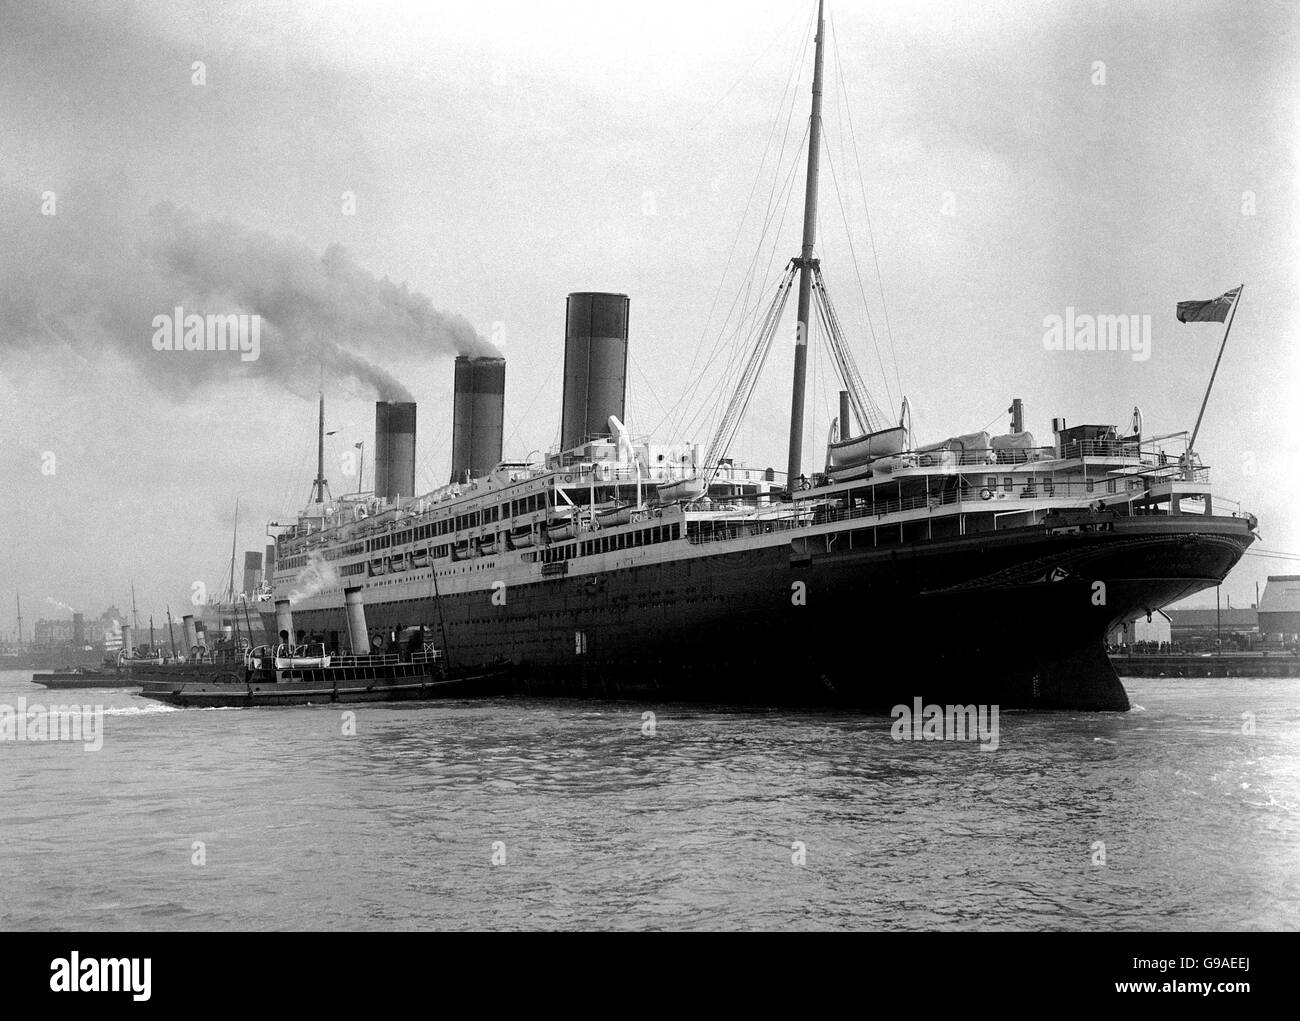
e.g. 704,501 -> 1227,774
0,0 -> 1297,630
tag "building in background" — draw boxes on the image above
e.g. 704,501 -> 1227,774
1166,607 -> 1259,650
32,618 -> 75,644
1258,576 -> 1300,639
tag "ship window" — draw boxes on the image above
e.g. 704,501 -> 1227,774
1107,479 -> 1116,494
985,476 -> 997,490
1086,480 -> 1094,493
1003,477 -> 1013,492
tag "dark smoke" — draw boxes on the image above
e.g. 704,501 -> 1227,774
0,192 -> 497,402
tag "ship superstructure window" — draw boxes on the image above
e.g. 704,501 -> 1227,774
1003,477 -> 1013,492
510,493 -> 545,516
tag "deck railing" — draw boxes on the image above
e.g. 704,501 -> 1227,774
684,473 -> 1224,546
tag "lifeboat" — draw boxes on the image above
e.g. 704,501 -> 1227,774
826,424 -> 908,470
270,643 -> 331,670
547,520 -> 578,541
916,431 -> 994,468
597,505 -> 634,528
657,476 -> 707,502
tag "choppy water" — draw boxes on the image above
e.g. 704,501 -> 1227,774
0,669 -> 1296,931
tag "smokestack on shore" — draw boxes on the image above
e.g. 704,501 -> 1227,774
242,552 -> 262,598
561,292 -> 629,452
374,401 -> 417,502
450,356 -> 506,484
343,587 -> 371,656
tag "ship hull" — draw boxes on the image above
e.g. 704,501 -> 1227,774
140,665 -> 510,708
265,513 -> 1254,711
31,672 -> 135,689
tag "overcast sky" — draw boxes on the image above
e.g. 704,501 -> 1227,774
1,0 -> 1296,629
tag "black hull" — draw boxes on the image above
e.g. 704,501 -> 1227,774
31,673 -> 134,689
267,513 -> 1254,711
140,665 -> 510,708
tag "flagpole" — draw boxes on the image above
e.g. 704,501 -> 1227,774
1188,284 -> 1244,456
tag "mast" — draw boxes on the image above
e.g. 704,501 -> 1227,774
312,392 -> 330,504
166,606 -> 177,662
227,497 -> 240,602
15,593 -> 22,647
131,583 -> 139,634
1188,284 -> 1244,456
786,0 -> 827,488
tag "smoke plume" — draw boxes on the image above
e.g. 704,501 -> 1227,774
286,552 -> 341,604
0,191 -> 497,402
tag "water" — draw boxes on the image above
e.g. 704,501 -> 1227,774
0,670 -> 1296,931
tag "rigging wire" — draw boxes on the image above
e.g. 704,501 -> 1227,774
1243,549 -> 1300,561
501,357 -> 560,457
675,122 -> 809,447
659,8 -> 816,443
702,263 -> 798,476
688,4 -> 808,132
821,124 -> 895,414
829,9 -> 904,403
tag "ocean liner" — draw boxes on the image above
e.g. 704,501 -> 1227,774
260,1 -> 1255,711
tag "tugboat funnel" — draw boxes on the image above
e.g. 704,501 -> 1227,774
344,587 -> 371,656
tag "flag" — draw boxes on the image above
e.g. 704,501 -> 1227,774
354,441 -> 363,449
1176,286 -> 1241,323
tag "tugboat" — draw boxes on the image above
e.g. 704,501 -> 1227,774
138,642 -> 509,708
139,589 -> 510,707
